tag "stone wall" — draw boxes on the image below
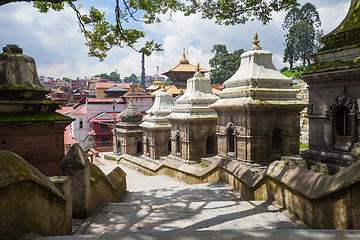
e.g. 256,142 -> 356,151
0,151 -> 72,239
118,153 -> 360,229
61,144 -> 127,219
89,164 -> 127,211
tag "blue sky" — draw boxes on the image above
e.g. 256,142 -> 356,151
0,0 -> 351,80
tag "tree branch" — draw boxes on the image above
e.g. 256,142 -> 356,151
0,0 -> 63,7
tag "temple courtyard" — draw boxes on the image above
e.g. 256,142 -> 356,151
36,155 -> 360,240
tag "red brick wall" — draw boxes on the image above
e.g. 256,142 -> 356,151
0,122 -> 69,176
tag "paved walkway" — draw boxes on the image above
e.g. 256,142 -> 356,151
38,159 -> 360,240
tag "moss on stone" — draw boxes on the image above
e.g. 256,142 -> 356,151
0,99 -> 59,105
318,0 -> 360,51
302,57 -> 360,75
327,1 -> 360,35
0,151 -> 63,198
0,112 -> 73,122
0,84 -> 45,91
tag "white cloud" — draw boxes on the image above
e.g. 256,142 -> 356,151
0,0 -> 352,80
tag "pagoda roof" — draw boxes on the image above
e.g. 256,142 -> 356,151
162,62 -> 208,75
162,49 -> 209,75
104,85 -> 127,92
95,82 -> 130,89
151,84 -> 221,96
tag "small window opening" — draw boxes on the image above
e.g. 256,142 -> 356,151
335,107 -> 351,136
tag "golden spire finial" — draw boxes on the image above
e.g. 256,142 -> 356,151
130,97 -> 133,104
251,32 -> 262,50
162,82 -> 167,92
180,48 -> 189,63
196,63 -> 201,72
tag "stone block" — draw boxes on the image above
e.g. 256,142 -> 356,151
0,150 -> 71,239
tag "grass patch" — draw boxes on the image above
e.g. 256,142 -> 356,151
300,142 -> 309,150
281,66 -> 309,78
200,163 -> 208,168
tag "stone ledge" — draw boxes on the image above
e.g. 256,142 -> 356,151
0,150 -> 65,200
118,153 -> 360,200
117,153 -> 360,229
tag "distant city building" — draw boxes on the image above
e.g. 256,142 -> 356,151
123,91 -> 154,112
39,75 -> 54,83
89,112 -> 121,152
104,85 -> 128,98
46,87 -> 72,106
71,79 -> 87,90
55,79 -> 71,88
95,82 -> 130,98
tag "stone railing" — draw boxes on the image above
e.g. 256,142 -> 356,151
0,144 -> 127,239
0,151 -> 72,239
61,144 -> 126,219
118,153 -> 360,229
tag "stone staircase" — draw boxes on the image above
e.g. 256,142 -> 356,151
36,163 -> 360,240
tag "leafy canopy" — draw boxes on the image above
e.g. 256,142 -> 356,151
123,74 -> 138,83
2,0 -> 300,61
282,2 -> 322,68
209,44 -> 244,84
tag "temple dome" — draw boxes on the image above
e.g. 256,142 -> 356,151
141,88 -> 174,127
212,33 -> 305,108
169,66 -> 219,120
120,100 -> 143,123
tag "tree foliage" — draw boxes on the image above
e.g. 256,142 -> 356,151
95,73 -> 110,79
123,74 -> 138,83
209,44 -> 244,84
282,2 -> 322,69
94,72 -> 121,81
0,0 -> 300,61
109,71 -> 121,82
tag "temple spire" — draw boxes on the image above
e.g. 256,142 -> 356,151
180,48 -> 189,64
251,32 -> 262,50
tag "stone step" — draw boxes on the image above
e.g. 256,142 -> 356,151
36,229 -> 360,240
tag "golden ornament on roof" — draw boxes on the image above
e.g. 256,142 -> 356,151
196,63 -> 201,72
251,32 -> 262,50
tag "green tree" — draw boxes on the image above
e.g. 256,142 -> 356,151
62,77 -> 70,82
95,73 -> 110,79
109,71 -> 121,82
282,2 -> 321,69
0,0 -> 300,61
123,74 -> 138,83
209,44 -> 244,84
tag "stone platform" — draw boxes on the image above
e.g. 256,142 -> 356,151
36,160 -> 360,240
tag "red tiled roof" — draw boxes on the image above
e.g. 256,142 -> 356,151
95,82 -> 130,89
211,84 -> 225,89
64,125 -> 80,144
90,112 -> 122,123
87,98 -> 125,103
56,106 -> 74,114
123,94 -> 154,98
88,130 -> 113,136
71,104 -> 87,115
